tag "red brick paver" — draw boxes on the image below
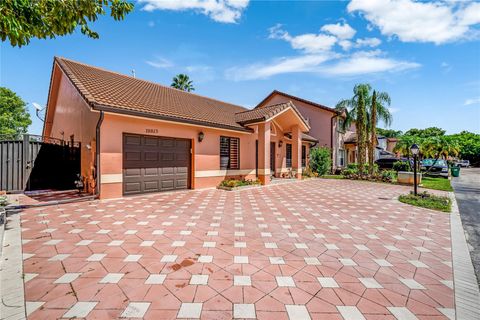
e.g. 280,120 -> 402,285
20,179 -> 454,319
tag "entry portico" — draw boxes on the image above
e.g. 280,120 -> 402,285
235,102 -> 311,184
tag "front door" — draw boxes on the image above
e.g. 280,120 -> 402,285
270,142 -> 275,177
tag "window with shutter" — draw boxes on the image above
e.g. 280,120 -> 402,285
286,143 -> 292,168
220,136 -> 239,169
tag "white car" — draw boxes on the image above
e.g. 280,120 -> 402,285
454,160 -> 470,168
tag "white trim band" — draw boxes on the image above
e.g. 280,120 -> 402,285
101,174 -> 123,184
195,169 -> 256,178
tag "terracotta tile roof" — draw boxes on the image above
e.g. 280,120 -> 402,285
283,132 -> 318,143
235,101 -> 310,129
256,90 -> 339,114
344,132 -> 357,144
54,57 -> 251,132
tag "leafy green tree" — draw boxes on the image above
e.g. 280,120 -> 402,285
376,128 -> 402,138
448,131 -> 480,165
0,0 -> 134,47
309,147 -> 331,176
171,74 -> 195,92
367,90 -> 392,174
0,87 -> 32,136
394,135 -> 423,159
335,83 -> 371,173
404,127 -> 446,138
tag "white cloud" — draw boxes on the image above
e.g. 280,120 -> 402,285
355,37 -> 381,48
464,97 -> 480,106
320,50 -> 420,76
269,24 -> 337,53
347,0 -> 480,44
146,57 -> 174,69
139,0 -> 249,23
226,54 -> 335,81
228,23 -> 419,80
321,22 -> 356,40
226,50 -> 419,80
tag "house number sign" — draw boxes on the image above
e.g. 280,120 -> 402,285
146,129 -> 158,134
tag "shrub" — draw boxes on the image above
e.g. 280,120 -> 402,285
393,160 -> 411,172
309,147 -> 331,176
0,195 -> 7,207
379,169 -> 396,183
219,179 -> 260,188
302,167 -> 318,178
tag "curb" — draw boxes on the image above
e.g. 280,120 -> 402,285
450,193 -> 480,320
0,210 -> 26,320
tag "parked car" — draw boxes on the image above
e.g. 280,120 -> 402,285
375,157 -> 410,170
420,159 -> 449,178
454,160 -> 470,168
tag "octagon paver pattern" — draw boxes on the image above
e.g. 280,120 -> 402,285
20,179 -> 454,319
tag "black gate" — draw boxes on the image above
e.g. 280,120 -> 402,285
0,134 -> 81,193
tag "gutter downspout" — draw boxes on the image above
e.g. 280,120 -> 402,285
95,111 -> 104,198
330,114 -> 337,173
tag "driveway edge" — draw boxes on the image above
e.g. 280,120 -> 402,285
0,211 -> 26,320
450,193 -> 480,320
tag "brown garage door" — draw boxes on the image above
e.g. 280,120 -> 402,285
123,133 -> 191,195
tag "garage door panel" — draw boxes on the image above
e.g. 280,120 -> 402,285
144,151 -> 159,161
123,134 -> 191,195
125,135 -> 141,146
124,168 -> 141,177
124,182 -> 141,194
144,168 -> 159,176
144,180 -> 159,191
144,136 -> 158,146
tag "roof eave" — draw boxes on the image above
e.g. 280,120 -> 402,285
93,103 -> 254,133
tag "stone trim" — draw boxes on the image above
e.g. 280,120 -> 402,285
450,193 -> 480,320
0,211 -> 26,320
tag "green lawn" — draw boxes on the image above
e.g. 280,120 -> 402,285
420,177 -> 453,191
399,192 -> 451,212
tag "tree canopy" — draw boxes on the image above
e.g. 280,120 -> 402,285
0,87 -> 32,136
404,127 -> 446,138
0,0 -> 134,47
376,128 -> 402,138
171,74 -> 195,92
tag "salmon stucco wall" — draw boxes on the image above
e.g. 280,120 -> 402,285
98,113 -> 260,198
44,65 -> 100,193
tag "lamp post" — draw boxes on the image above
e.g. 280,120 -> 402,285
410,144 -> 420,196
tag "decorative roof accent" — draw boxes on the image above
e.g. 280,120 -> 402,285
235,101 -> 310,129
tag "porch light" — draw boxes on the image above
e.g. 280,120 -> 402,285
278,140 -> 283,148
198,131 -> 205,142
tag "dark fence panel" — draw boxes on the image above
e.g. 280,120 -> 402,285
0,134 -> 80,192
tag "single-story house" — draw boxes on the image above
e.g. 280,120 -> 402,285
43,57 -> 317,199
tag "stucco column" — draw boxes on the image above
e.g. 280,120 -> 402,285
257,122 -> 271,185
291,125 -> 302,179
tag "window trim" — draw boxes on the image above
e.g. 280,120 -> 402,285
220,136 -> 240,170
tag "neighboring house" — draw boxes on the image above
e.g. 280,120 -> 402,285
43,58 -> 315,199
256,91 -> 356,170
375,136 -> 396,160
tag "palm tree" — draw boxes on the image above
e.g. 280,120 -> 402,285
171,74 -> 195,92
336,83 -> 371,173
367,90 -> 392,174
394,135 -> 422,159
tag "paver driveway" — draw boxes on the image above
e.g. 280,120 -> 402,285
20,179 -> 454,319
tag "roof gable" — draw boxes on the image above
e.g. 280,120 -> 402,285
256,90 -> 338,115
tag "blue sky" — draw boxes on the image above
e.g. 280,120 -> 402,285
1,0 -> 479,135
